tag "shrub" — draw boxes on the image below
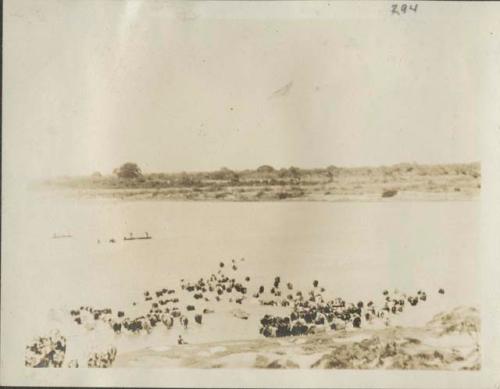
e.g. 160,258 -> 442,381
382,189 -> 398,198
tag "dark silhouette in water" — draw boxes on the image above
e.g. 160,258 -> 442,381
124,232 -> 152,241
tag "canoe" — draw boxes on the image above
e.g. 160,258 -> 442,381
52,234 -> 72,239
123,236 -> 152,241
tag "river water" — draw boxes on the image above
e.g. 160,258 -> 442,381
2,191 -> 479,362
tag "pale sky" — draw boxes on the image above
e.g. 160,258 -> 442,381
4,1 -> 482,180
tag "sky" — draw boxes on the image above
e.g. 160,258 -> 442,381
4,0 -> 482,180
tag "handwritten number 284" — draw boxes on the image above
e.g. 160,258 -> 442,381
392,4 -> 418,15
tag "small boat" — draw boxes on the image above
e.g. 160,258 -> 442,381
123,232 -> 152,241
52,233 -> 72,239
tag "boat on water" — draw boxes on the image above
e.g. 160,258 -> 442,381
52,233 -> 72,239
123,232 -> 152,241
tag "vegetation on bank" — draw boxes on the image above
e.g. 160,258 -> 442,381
43,162 -> 481,201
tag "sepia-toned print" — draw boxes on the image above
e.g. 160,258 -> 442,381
2,0 -> 489,381
24,163 -> 481,370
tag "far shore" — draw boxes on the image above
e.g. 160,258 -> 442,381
41,162 -> 481,202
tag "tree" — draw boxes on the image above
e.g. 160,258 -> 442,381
288,166 -> 301,178
257,165 -> 275,173
212,167 -> 237,181
277,168 -> 289,178
115,162 -> 142,179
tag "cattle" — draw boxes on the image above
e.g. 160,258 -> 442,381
112,322 -> 122,334
261,326 -> 277,337
330,318 -> 346,331
87,346 -> 117,368
291,319 -> 308,336
25,331 -> 67,368
179,315 -> 189,329
161,313 -> 174,329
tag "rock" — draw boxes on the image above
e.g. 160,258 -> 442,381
231,309 -> 249,320
267,358 -> 300,369
426,306 -> 480,336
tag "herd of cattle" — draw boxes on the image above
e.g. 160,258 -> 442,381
67,258 -> 442,340
258,284 -> 441,337
25,330 -> 67,368
26,257 -> 445,367
68,258 -> 254,339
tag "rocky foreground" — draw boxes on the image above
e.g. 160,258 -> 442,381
115,306 -> 480,370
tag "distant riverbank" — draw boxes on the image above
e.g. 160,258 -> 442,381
41,162 -> 480,202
